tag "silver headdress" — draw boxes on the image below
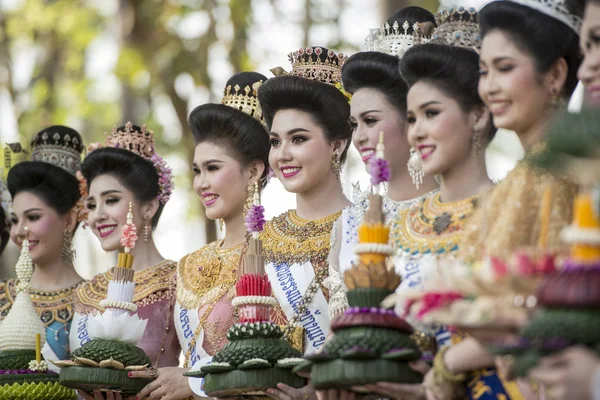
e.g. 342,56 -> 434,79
364,19 -> 434,58
429,7 -> 482,52
30,126 -> 83,176
505,0 -> 582,33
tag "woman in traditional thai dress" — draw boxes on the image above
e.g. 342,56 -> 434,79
326,7 -> 441,320
348,9 -> 499,400
421,1 -> 582,399
136,72 -> 271,400
1,126 -> 86,363
509,1 -> 600,398
256,47 -> 352,400
70,123 -> 179,399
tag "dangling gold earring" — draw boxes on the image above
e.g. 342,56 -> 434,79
62,229 -> 75,266
472,128 -> 482,156
407,148 -> 424,189
243,183 -> 255,217
331,154 -> 342,182
550,87 -> 564,109
143,216 -> 151,242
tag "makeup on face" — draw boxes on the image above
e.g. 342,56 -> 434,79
9,192 -> 66,264
478,31 -> 550,135
269,109 -> 337,195
192,142 -> 249,221
86,175 -> 137,252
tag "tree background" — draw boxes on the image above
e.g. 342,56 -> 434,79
1,0 -> 513,278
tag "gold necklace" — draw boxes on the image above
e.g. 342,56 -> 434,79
392,193 -> 479,256
261,209 -> 341,268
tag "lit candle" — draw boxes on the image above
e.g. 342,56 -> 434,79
35,333 -> 41,363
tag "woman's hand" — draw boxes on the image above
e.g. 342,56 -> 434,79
129,367 -> 193,400
267,382 -> 317,400
317,389 -> 357,400
350,360 -> 430,400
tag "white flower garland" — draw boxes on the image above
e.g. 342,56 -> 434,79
28,360 -> 48,372
561,225 -> 600,245
354,243 -> 395,256
99,299 -> 138,312
231,296 -> 278,308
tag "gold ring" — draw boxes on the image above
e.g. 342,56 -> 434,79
146,367 -> 158,378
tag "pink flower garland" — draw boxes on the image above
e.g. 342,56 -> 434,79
120,222 -> 138,250
368,157 -> 391,186
245,205 -> 266,233
150,153 -> 173,204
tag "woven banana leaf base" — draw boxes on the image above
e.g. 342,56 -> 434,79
201,367 -> 306,397
0,380 -> 77,400
310,359 -> 423,390
59,366 -> 152,395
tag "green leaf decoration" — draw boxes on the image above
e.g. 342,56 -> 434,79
238,358 -> 272,370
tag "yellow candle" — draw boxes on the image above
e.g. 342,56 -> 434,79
35,333 -> 41,363
571,193 -> 600,262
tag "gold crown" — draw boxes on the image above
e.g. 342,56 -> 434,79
430,7 -> 481,51
286,47 -> 347,85
30,129 -> 82,176
105,121 -> 156,159
221,81 -> 264,125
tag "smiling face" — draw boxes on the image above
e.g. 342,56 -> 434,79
350,88 -> 410,174
579,2 -> 600,105
9,191 -> 72,265
406,81 -> 479,176
192,141 -> 261,222
269,109 -> 341,195
85,174 -> 146,251
478,30 -> 553,135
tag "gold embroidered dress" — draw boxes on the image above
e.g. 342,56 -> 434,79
70,260 -> 180,368
0,280 -> 80,361
262,209 -> 340,355
176,241 -> 287,368
460,157 -> 577,264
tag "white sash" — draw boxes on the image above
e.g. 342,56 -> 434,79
265,261 -> 330,355
69,311 -> 92,352
174,301 -> 207,366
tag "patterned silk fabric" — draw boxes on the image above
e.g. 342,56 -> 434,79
75,260 -> 180,367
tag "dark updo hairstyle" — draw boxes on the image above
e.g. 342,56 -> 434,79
342,52 -> 408,114
8,126 -> 83,221
81,126 -> 164,228
188,72 -> 271,186
385,6 -> 436,35
480,1 -> 582,98
258,75 -> 352,162
400,44 -> 497,141
1,205 -> 9,255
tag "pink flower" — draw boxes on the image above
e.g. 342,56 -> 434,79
245,205 -> 266,233
368,157 -> 391,186
120,222 -> 138,250
417,292 -> 463,319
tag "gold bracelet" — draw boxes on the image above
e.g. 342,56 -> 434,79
433,346 -> 467,384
